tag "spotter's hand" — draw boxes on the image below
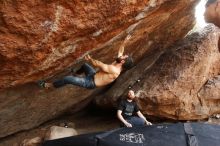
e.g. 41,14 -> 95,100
145,121 -> 152,126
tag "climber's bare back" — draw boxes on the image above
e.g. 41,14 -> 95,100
94,64 -> 121,87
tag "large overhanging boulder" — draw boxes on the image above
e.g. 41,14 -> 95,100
0,0 -> 198,89
0,0 -> 198,138
95,26 -> 220,120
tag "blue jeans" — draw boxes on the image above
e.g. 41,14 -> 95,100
53,63 -> 96,89
123,116 -> 145,127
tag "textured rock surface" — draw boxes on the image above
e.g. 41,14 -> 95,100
0,0 -> 198,138
198,75 -> 220,113
0,110 -> 118,146
95,26 -> 220,120
0,0 -> 197,89
0,84 -> 95,138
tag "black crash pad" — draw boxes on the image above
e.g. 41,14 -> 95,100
42,123 -> 220,146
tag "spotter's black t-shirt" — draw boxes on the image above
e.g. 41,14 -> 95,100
118,99 -> 139,119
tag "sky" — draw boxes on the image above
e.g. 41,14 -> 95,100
195,0 -> 208,28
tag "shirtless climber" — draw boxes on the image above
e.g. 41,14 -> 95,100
204,0 -> 220,28
39,35 -> 134,89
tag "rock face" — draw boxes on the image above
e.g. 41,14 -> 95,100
0,0 -> 198,138
0,110 -> 119,146
0,83 -> 96,139
95,26 -> 220,120
0,0 -> 197,89
198,75 -> 220,114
